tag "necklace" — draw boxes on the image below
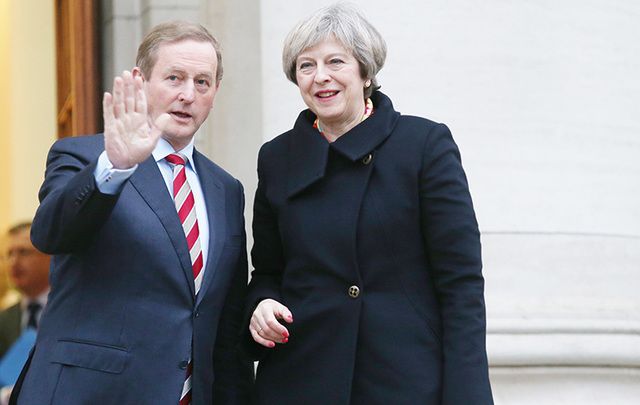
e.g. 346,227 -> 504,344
314,98 -> 374,143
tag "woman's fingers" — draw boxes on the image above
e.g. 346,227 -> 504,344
250,327 -> 276,348
250,299 -> 293,346
276,305 -> 294,324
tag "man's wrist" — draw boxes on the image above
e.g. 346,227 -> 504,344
93,151 -> 138,194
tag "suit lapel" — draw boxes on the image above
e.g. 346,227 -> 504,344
193,151 -> 225,305
129,156 -> 196,298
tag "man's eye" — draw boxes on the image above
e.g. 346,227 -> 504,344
196,79 -> 209,86
168,75 -> 178,81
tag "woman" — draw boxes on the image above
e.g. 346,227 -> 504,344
245,4 -> 493,404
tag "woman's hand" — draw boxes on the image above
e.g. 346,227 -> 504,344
250,299 -> 294,348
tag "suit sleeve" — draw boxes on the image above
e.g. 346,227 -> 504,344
241,144 -> 285,360
212,179 -> 254,404
419,124 -> 493,404
31,138 -> 120,254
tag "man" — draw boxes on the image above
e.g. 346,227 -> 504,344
11,21 -> 252,404
0,222 -> 50,359
0,222 -> 50,404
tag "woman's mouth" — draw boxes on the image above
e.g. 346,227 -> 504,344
316,90 -> 339,99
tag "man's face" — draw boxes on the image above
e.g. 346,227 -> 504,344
139,39 -> 220,151
7,228 -> 50,298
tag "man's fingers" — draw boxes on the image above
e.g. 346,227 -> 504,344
134,75 -> 146,114
149,113 -> 171,140
123,71 -> 135,113
154,113 -> 171,132
112,76 -> 124,119
103,92 -> 115,126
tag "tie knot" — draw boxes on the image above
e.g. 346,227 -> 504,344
165,153 -> 186,166
27,302 -> 42,313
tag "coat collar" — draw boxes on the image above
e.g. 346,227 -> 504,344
287,91 -> 400,197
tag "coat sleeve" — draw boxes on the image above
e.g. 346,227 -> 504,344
212,179 -> 254,404
419,123 -> 493,404
31,138 -> 120,255
241,144 -> 285,360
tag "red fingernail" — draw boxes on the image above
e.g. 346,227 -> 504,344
282,332 -> 289,338
269,342 -> 275,348
282,337 -> 289,343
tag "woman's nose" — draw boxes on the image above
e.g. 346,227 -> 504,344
314,64 -> 331,83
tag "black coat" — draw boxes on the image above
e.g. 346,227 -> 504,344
246,92 -> 493,404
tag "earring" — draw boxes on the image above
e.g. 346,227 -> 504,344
364,80 -> 371,88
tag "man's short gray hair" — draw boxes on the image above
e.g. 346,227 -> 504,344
282,3 -> 387,98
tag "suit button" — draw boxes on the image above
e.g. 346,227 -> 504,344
194,310 -> 200,318
179,360 -> 189,369
362,153 -> 373,165
348,285 -> 360,298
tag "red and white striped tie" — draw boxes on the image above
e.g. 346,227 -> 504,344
165,153 -> 203,405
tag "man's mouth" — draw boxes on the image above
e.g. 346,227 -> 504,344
171,111 -> 192,119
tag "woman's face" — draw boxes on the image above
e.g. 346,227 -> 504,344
295,37 -> 367,129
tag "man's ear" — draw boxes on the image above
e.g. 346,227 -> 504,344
132,67 -> 145,81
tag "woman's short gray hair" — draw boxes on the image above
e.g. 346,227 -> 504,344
282,3 -> 387,98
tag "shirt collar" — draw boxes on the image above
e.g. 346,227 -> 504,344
152,137 -> 197,173
20,288 -> 50,310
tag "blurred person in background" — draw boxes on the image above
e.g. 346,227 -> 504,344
0,222 -> 50,404
0,222 -> 50,358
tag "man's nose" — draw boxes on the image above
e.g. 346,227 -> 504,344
179,82 -> 195,103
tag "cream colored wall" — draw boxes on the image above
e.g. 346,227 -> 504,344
0,0 -> 12,235
0,0 -> 57,233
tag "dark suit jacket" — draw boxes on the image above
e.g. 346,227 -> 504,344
0,304 -> 21,359
246,92 -> 493,404
14,135 -> 252,404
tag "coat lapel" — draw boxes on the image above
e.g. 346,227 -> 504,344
192,150 -> 225,305
129,156 -> 196,298
330,92 -> 400,161
286,110 -> 331,198
286,92 -> 400,198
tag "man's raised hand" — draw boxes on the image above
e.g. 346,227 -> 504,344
103,71 -> 170,169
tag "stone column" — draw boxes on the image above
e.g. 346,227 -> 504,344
202,0 -> 263,229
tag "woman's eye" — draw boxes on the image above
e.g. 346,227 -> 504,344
299,62 -> 313,70
330,58 -> 344,65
